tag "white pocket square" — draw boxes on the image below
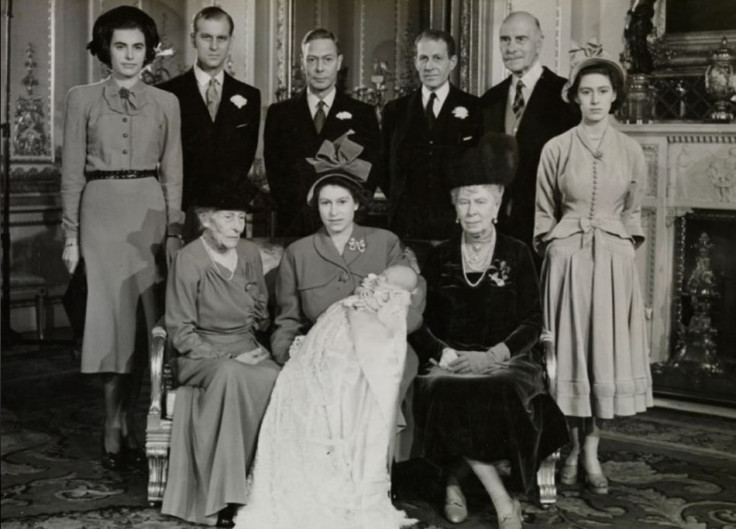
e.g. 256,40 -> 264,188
462,136 -> 474,141
236,123 -> 249,129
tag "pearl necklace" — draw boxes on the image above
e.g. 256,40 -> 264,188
461,230 -> 496,287
201,236 -> 237,280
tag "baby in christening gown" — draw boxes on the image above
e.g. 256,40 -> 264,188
235,265 -> 419,529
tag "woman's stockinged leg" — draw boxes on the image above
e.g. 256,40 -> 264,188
581,418 -> 602,475
102,373 -> 125,453
464,456 -> 521,527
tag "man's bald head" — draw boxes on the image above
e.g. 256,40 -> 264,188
499,11 -> 544,77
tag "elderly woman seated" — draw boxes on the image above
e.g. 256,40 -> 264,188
410,133 -> 568,529
161,185 -> 280,527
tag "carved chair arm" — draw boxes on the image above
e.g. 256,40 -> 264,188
149,321 -> 168,417
540,329 -> 557,397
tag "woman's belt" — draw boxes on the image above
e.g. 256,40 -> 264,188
86,169 -> 158,181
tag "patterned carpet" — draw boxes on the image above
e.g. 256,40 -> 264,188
2,345 -> 736,528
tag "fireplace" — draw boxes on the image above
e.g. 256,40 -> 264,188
652,210 -> 736,406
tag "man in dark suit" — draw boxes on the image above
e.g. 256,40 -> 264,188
382,30 -> 483,241
159,6 -> 260,230
264,28 -> 381,237
480,11 -> 578,260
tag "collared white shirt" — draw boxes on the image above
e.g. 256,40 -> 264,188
422,81 -> 450,117
307,87 -> 336,119
507,60 -> 543,109
193,64 -> 225,104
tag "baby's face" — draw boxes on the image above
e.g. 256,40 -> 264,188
381,265 -> 418,292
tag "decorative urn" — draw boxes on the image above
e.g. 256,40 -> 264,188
704,36 -> 735,122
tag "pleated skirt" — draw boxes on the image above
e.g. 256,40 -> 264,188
79,177 -> 165,374
541,231 -> 653,419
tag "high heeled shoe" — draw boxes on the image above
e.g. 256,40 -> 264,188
100,436 -> 125,471
584,471 -> 609,495
216,504 -> 237,528
444,485 -> 468,524
122,435 -> 146,468
498,498 -> 523,529
560,459 -> 579,485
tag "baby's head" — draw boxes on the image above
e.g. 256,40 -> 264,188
381,264 -> 418,293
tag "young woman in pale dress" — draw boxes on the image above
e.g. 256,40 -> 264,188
534,56 -> 653,495
61,6 -> 183,471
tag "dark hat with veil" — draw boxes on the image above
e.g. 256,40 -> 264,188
306,130 -> 372,203
446,132 -> 518,190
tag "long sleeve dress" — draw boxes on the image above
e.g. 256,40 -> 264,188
161,239 -> 280,526
534,123 -> 653,419
61,77 -> 184,373
235,279 -> 418,529
410,233 -> 569,495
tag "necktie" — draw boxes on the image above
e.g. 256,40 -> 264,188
206,78 -> 219,121
425,92 -> 437,131
314,100 -> 326,134
512,80 -> 525,120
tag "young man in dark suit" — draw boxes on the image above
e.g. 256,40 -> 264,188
382,30 -> 483,241
158,6 -> 261,235
264,28 -> 382,237
480,11 -> 578,262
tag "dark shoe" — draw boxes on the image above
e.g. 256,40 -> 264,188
122,436 -> 147,468
100,439 -> 125,471
216,504 -> 237,528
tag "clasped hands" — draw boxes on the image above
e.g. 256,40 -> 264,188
437,344 -> 510,375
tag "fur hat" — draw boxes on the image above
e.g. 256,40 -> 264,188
446,132 -> 518,190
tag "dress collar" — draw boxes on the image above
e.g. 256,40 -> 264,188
102,77 -> 149,115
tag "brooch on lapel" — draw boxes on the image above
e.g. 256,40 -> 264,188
230,95 -> 248,109
347,237 -> 366,253
336,111 -> 353,120
452,106 -> 469,119
488,259 -> 511,287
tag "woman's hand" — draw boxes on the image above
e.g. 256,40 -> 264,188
166,236 -> 184,267
235,347 -> 270,365
62,243 -> 80,274
449,350 -> 499,375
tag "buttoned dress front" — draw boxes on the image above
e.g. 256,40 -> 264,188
534,124 -> 653,419
61,78 -> 183,374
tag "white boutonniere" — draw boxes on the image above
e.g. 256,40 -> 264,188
230,95 -> 248,109
347,237 -> 366,253
452,106 -> 469,119
336,111 -> 353,120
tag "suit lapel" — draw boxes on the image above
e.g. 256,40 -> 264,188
485,77 -> 510,133
517,68 -> 552,138
313,227 -> 349,271
183,69 -> 212,125
321,91 -> 349,139
397,89 -> 427,145
295,90 -> 320,142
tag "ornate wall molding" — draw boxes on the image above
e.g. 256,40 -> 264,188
357,0 -> 366,88
667,135 -> 736,144
459,0 -> 471,92
275,0 -> 290,97
670,142 -> 736,203
641,143 -> 660,198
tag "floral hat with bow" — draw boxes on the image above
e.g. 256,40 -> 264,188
562,39 -> 626,103
306,130 -> 372,203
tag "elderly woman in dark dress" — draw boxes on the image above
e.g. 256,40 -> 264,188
161,185 -> 279,527
61,6 -> 183,471
410,133 -> 568,529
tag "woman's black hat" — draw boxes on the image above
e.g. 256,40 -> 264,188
446,132 -> 519,190
194,181 -> 251,212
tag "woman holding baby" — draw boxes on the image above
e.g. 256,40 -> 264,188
234,133 -> 425,529
410,133 -> 569,529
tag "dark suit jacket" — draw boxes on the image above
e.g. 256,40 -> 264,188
382,84 -> 483,240
480,67 -> 578,254
158,69 -> 261,210
264,90 -> 382,237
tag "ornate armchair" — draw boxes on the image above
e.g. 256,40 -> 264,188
537,330 -> 560,507
146,322 -> 174,504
